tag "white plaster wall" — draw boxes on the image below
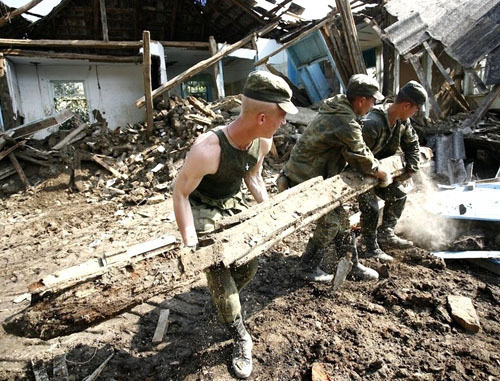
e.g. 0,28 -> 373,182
12,60 -> 145,138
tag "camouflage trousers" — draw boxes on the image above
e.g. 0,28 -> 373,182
190,196 -> 258,324
300,205 -> 351,271
277,173 -> 351,271
358,181 -> 407,237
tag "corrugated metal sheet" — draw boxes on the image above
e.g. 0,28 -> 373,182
384,0 -> 500,75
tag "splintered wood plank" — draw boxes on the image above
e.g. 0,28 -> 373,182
3,154 -> 418,340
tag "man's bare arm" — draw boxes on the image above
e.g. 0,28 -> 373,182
244,138 -> 272,204
173,134 -> 220,246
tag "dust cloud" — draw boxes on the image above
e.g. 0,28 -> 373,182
397,169 -> 459,251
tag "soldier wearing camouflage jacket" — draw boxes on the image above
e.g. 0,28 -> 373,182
359,80 -> 428,257
280,74 -> 391,284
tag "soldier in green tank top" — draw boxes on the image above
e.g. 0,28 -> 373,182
173,70 -> 297,379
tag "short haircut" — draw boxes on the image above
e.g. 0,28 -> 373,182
395,93 -> 418,107
346,91 -> 370,103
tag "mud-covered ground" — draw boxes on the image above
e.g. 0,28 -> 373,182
0,164 -> 499,380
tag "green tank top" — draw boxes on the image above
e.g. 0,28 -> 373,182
192,128 -> 260,201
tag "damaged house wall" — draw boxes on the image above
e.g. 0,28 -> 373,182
7,57 -> 146,137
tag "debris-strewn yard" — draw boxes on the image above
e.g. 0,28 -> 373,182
0,156 -> 499,380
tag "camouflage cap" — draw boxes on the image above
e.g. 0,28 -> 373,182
399,80 -> 428,110
243,70 -> 298,114
346,74 -> 384,101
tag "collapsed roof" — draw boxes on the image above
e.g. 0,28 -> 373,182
383,0 -> 500,85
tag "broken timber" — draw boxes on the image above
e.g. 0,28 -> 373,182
3,154 -> 414,339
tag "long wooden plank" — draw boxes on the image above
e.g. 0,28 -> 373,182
29,235 -> 177,294
0,38 -> 142,49
136,21 -> 279,108
2,49 -> 141,63
3,154 -> 415,339
7,110 -> 73,139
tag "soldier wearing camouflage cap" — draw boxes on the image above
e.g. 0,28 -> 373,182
278,73 -> 392,286
358,80 -> 427,260
173,70 -> 296,379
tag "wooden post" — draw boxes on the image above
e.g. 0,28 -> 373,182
406,53 -> 441,119
99,0 -> 109,42
136,21 -> 279,108
142,31 -> 154,138
208,36 -> 220,100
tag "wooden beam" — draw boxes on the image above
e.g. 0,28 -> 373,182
52,122 -> 89,150
254,17 -> 332,67
208,36 -> 220,100
227,0 -> 265,24
99,0 -> 109,42
3,155 -> 416,339
0,140 -> 24,161
262,0 -> 294,19
6,109 -> 72,139
422,41 -> 470,111
2,49 -> 141,63
143,30 -> 154,138
169,0 -> 179,40
0,38 -> 143,49
93,0 -> 99,40
136,21 -> 279,108
406,53 -> 442,119
0,0 -> 43,28
159,40 -> 210,49
460,84 -> 500,131
335,0 -> 366,74
8,153 -> 30,188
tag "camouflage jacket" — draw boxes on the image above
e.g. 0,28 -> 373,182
284,94 -> 378,184
361,104 -> 420,173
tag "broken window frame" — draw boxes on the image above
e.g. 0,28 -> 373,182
50,80 -> 90,124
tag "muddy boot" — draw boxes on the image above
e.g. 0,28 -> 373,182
362,236 -> 393,263
350,262 -> 379,281
298,241 -> 334,283
227,313 -> 253,379
378,227 -> 413,249
298,266 -> 334,283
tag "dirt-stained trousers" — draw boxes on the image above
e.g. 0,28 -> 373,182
358,181 -> 407,236
190,197 -> 258,324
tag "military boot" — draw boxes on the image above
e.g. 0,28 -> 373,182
227,313 -> 253,379
350,262 -> 379,281
378,227 -> 413,249
362,235 -> 393,263
298,240 -> 334,283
